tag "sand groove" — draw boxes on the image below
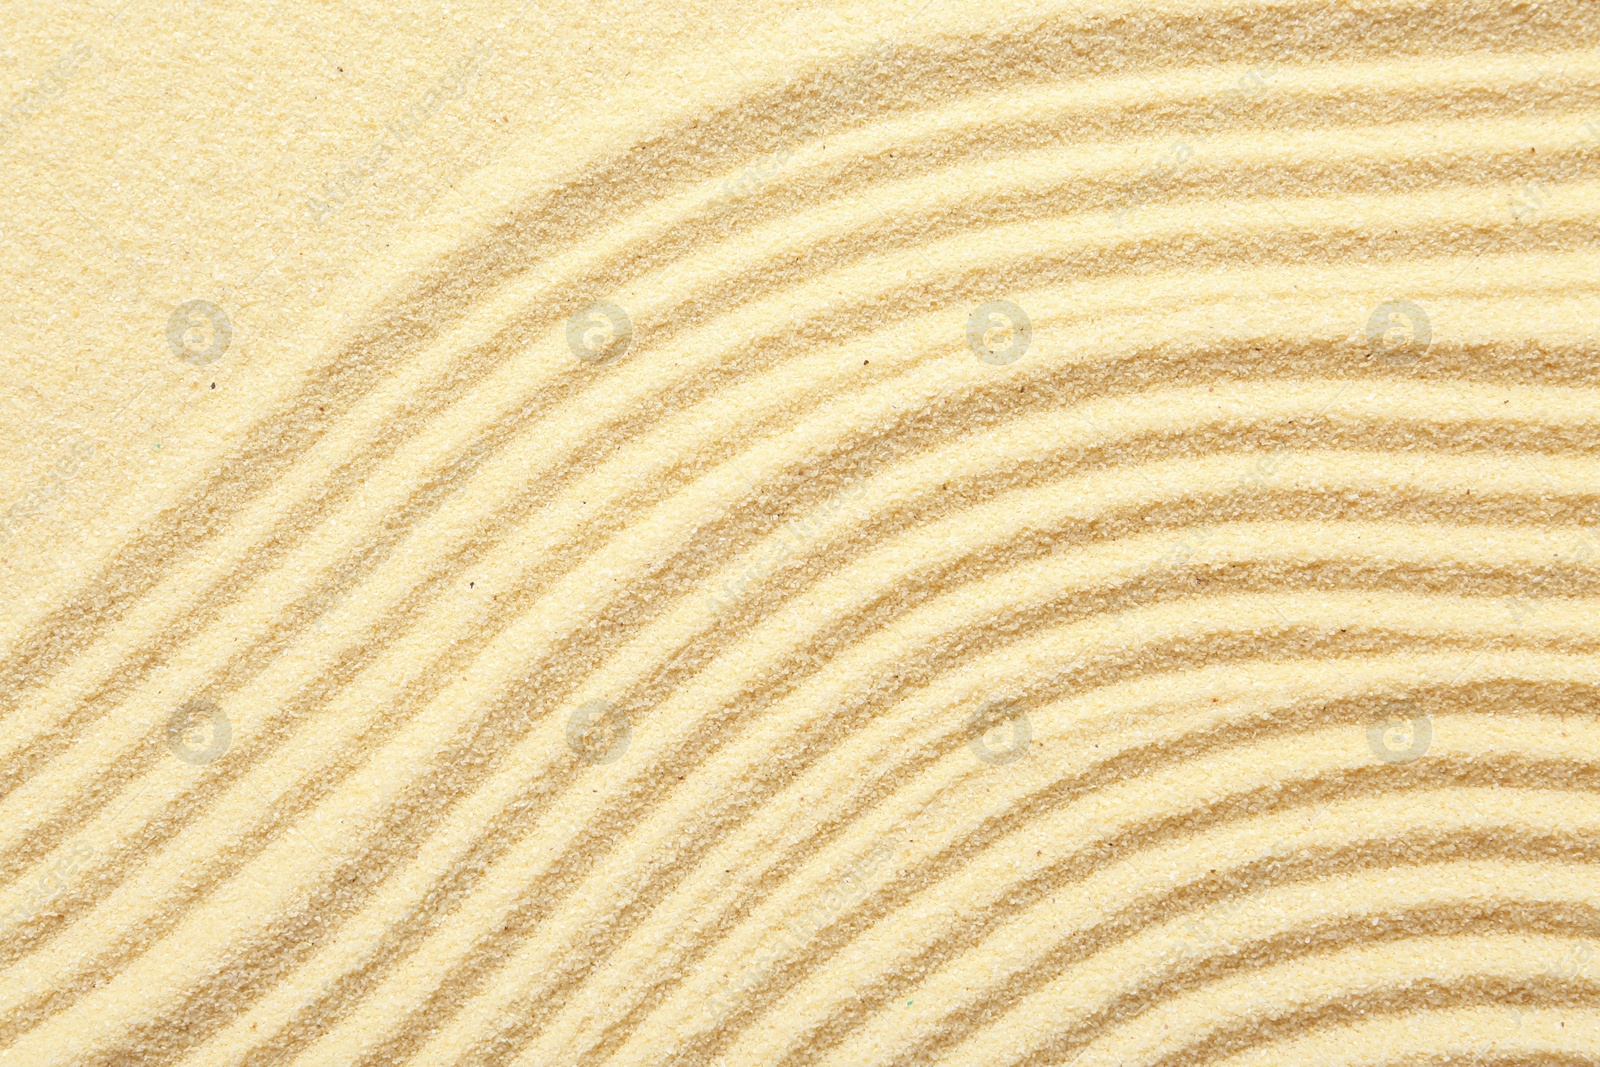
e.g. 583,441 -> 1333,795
5,1 -> 1600,1065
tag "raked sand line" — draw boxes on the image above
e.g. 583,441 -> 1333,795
6,1 -> 1600,1065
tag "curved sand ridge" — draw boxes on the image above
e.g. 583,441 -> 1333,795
5,1 -> 1600,1064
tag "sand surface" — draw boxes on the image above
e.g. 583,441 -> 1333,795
4,0 -> 1600,1064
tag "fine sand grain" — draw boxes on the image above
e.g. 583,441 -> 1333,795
3,1 -> 1600,1064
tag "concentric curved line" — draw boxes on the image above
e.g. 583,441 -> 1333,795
165,566 -> 1600,1062
607,726 -> 1600,1067
15,601 -> 1600,1062
6,137 -> 1593,883
6,425 -> 1593,966
6,0 -> 1593,742
9,0 -> 1561,687
827,887 -> 1600,1067
12,383 -> 1600,1043
288,633 -> 1600,1067
9,431 -> 1600,1049
9,220 -> 1587,857
586,754 -> 1600,1067
12,110 -> 1600,809
786,783 -> 1600,1065
11,2 -> 1600,1064
1199,1007 -> 1600,1067
6,255 -> 1593,870
6,289 -> 1593,902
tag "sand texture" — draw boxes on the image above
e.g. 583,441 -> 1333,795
3,0 -> 1600,1064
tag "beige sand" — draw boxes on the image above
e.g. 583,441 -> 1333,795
3,0 -> 1600,1064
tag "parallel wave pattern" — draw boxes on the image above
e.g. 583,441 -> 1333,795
6,2 -> 1600,1064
